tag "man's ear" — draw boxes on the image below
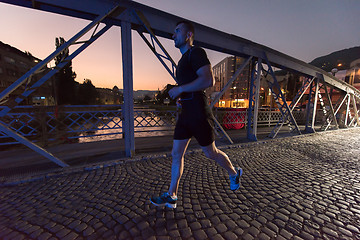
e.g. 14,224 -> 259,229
187,31 -> 193,41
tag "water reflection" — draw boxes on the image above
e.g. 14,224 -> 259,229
78,115 -> 174,143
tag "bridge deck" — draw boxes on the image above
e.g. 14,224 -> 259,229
0,128 -> 359,239
0,126 -> 295,178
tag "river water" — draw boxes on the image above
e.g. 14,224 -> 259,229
78,115 -> 174,143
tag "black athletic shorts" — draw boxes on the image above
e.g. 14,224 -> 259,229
173,98 -> 215,147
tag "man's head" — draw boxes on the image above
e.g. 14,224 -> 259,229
172,20 -> 195,49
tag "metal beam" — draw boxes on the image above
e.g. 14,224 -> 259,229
305,80 -> 316,133
345,93 -> 351,126
212,114 -> 233,144
0,122 -> 69,167
121,13 -> 135,158
0,0 -> 359,154
349,110 -> 359,127
133,10 -> 177,82
311,78 -> 320,129
264,56 -> 301,138
351,94 -> 360,126
0,5 -> 120,116
290,77 -> 315,111
133,10 -> 234,144
1,0 -> 359,100
270,76 -> 314,137
0,6 -> 118,167
317,73 -> 338,130
247,58 -> 262,141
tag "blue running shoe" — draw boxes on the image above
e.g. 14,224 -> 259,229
150,192 -> 177,208
229,167 -> 243,191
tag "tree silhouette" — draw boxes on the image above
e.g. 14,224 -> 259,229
54,37 -> 77,105
77,79 -> 99,105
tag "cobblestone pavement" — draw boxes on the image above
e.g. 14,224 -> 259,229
0,128 -> 360,240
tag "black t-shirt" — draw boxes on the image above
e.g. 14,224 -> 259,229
176,47 -> 210,86
176,46 -> 211,114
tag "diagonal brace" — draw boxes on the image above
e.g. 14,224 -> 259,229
351,94 -> 360,126
0,5 -> 119,103
264,56 -> 301,137
271,76 -> 315,138
0,121 -> 69,167
0,6 -> 120,167
317,73 -> 338,130
133,10 -> 177,82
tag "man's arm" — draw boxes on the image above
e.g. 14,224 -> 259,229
169,64 -> 214,99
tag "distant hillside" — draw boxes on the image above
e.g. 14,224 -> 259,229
309,46 -> 360,72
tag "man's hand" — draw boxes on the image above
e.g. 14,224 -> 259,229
176,98 -> 182,108
168,86 -> 182,99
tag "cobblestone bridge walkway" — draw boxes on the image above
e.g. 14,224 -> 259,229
0,128 -> 360,239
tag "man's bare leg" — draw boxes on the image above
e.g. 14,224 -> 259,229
168,139 -> 191,197
201,141 -> 237,175
201,141 -> 242,191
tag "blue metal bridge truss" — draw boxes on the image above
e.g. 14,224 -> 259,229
0,0 -> 359,167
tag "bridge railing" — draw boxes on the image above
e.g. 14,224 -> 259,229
0,105 -> 308,147
0,105 -> 177,146
1,0 -> 359,163
214,108 -> 305,128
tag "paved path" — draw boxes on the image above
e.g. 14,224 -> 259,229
0,128 -> 360,239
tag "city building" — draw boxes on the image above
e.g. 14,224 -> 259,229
346,58 -> 360,90
96,88 -> 123,105
208,56 -> 251,108
0,41 -> 55,106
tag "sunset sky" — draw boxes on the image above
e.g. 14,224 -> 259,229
0,0 -> 359,90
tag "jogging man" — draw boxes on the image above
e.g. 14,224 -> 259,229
150,20 -> 242,209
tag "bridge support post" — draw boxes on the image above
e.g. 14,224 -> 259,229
345,93 -> 351,126
121,16 -> 135,158
305,79 -> 316,132
247,58 -> 262,141
351,94 -> 360,126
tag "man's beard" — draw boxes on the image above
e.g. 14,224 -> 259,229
175,39 -> 185,49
